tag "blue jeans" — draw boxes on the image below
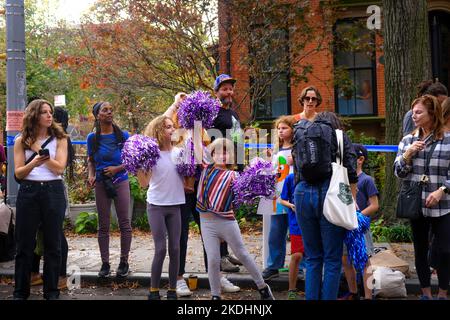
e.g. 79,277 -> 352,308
295,180 -> 346,300
266,214 -> 289,270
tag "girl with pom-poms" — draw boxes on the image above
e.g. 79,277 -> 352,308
87,101 -> 132,280
197,137 -> 275,300
137,115 -> 186,300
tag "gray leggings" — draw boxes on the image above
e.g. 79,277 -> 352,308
147,203 -> 181,290
96,179 -> 132,263
200,214 -> 266,296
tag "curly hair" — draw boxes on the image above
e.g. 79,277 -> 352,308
143,115 -> 174,147
21,99 -> 67,149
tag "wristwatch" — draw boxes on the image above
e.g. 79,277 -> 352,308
439,186 -> 449,194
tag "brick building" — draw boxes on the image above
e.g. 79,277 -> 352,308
218,0 -> 450,142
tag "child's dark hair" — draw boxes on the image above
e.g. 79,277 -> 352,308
416,80 -> 448,98
53,106 -> 75,181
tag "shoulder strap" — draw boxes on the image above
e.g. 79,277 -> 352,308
424,140 -> 438,175
24,136 -> 55,165
335,129 -> 344,165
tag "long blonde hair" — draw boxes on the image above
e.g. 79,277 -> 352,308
143,115 -> 174,147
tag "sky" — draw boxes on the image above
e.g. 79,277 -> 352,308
52,0 -> 96,24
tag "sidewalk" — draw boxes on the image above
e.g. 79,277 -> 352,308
0,230 -> 434,295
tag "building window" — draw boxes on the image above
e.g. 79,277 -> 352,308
334,20 -> 377,116
253,30 -> 290,120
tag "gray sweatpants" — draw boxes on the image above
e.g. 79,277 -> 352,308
200,214 -> 266,296
147,203 -> 181,290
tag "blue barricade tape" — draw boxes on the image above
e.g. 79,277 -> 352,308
72,141 -> 399,152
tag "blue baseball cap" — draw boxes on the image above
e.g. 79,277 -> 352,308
214,74 -> 236,91
353,143 -> 368,160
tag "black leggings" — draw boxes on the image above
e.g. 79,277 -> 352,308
410,214 -> 450,291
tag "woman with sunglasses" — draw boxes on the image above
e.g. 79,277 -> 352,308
294,86 -> 322,122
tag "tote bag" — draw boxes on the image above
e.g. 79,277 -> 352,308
322,129 -> 357,230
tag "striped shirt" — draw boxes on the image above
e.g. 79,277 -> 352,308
196,165 -> 238,220
394,131 -> 450,218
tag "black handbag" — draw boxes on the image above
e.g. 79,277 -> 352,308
396,140 -> 437,220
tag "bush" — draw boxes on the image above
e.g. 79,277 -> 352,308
129,175 -> 147,203
74,211 -> 98,234
132,214 -> 150,232
370,217 -> 412,243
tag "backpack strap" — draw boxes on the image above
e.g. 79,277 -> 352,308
335,129 -> 344,166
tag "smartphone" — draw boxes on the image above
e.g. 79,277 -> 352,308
38,149 -> 50,157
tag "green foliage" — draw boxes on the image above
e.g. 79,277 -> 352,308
132,214 -> 150,232
189,221 -> 200,234
235,202 -> 260,222
370,218 -> 413,243
68,158 -> 95,204
346,130 -> 386,198
74,211 -> 98,234
129,175 -> 147,203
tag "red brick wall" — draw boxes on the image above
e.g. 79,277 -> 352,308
219,0 -> 387,126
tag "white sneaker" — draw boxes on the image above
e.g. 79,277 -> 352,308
220,276 -> 240,293
176,279 -> 193,297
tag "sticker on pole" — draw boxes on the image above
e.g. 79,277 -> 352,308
6,111 -> 24,131
54,95 -> 66,107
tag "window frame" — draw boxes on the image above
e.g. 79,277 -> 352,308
333,18 -> 378,117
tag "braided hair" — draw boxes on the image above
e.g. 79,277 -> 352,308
89,102 -> 125,159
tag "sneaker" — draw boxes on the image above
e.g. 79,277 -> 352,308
176,279 -> 193,297
116,261 -> 129,278
287,290 -> 297,300
98,262 -> 111,278
262,268 -> 279,280
220,276 -> 240,293
419,295 -> 432,300
211,295 -> 222,300
298,269 -> 305,281
338,292 -> 360,300
259,284 -> 275,300
30,273 -> 43,286
220,256 -> 240,272
166,290 -> 178,300
148,291 -> 161,300
226,254 -> 243,266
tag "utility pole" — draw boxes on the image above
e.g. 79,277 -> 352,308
4,0 -> 26,206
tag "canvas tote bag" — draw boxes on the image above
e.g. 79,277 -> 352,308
322,129 -> 358,230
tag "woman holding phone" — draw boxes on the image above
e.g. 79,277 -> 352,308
13,99 -> 68,300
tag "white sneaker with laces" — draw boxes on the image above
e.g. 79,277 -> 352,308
220,276 -> 240,293
176,279 -> 193,297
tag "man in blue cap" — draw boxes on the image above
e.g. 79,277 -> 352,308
212,74 -> 241,140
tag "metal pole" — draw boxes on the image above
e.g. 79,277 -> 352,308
5,0 -> 26,206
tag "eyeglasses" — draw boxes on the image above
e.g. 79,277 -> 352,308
303,97 -> 318,102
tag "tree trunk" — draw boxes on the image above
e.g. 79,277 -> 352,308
381,0 -> 431,222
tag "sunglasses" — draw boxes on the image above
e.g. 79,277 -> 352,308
303,97 -> 318,102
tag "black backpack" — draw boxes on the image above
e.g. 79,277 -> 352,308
293,119 -> 336,184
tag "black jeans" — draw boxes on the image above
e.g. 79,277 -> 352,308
410,214 -> 450,291
14,180 -> 66,299
31,229 -> 68,276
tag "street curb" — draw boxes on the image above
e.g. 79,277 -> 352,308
0,268 -> 434,295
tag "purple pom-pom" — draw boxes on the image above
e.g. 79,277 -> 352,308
344,211 -> 371,272
121,134 -> 161,174
231,158 -> 276,207
175,138 -> 197,177
178,91 -> 220,129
